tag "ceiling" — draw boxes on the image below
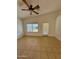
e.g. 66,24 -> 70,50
17,0 -> 61,19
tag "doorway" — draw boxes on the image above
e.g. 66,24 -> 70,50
43,23 -> 49,36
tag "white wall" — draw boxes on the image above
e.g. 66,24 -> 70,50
23,11 -> 60,36
55,15 -> 61,40
17,19 -> 24,39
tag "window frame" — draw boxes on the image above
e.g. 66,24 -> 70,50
26,23 -> 39,33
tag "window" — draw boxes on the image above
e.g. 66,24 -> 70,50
27,24 -> 38,32
27,24 -> 32,32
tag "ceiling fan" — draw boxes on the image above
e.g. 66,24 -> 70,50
21,0 -> 40,15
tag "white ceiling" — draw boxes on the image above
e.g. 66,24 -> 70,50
17,0 -> 61,19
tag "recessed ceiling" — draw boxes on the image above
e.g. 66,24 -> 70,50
17,0 -> 61,19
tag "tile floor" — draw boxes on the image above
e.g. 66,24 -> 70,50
17,36 -> 61,59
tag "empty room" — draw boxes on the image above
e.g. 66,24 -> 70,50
17,0 -> 61,59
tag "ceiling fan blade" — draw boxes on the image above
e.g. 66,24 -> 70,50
21,9 -> 29,11
22,0 -> 30,8
33,10 -> 39,14
33,5 -> 40,10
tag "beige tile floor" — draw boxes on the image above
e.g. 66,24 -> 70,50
17,36 -> 61,59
